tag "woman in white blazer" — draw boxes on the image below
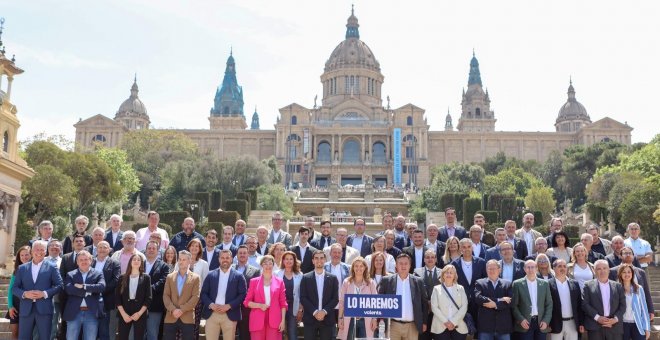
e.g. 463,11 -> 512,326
430,264 -> 468,340
275,251 -> 304,340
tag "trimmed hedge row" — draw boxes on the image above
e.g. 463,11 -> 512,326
159,211 -> 190,228
208,210 -> 241,228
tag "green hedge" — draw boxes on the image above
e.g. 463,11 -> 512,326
194,192 -> 211,214
245,188 -> 258,211
198,221 -> 224,235
122,215 -> 134,222
208,211 -> 240,228
159,211 -> 190,228
453,193 -> 468,221
211,190 -> 222,210
500,198 -> 516,222
183,199 -> 201,222
235,193 -> 251,215
440,193 -> 455,212
485,222 -> 505,233
533,211 -> 543,226
226,199 -> 248,222
477,210 -> 499,224
131,223 -> 172,235
463,198 -> 482,227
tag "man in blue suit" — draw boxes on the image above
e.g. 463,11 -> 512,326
201,249 -> 248,339
498,241 -> 526,283
104,214 -> 125,252
218,225 -> 239,257
12,240 -> 63,340
203,229 -> 222,271
438,207 -> 466,242
63,250 -> 106,340
452,238 -> 487,326
346,218 -> 374,258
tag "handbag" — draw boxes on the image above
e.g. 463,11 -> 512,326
441,284 -> 477,335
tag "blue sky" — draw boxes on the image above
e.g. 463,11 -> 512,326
3,1 -> 659,143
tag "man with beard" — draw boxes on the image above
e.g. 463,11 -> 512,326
169,217 -> 205,252
439,208 -> 466,242
310,220 -> 336,250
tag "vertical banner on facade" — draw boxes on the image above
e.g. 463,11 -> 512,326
303,128 -> 310,154
393,128 -> 402,185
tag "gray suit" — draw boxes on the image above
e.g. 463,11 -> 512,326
267,229 -> 292,248
581,279 -> 625,339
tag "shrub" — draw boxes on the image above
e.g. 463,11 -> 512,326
51,215 -> 72,241
477,210 -> 499,224
453,193 -> 469,221
500,198 -> 517,222
159,211 -> 191,229
210,190 -> 222,210
533,211 -> 543,226
198,221 -> 224,235
226,199 -> 248,222
235,193 -> 251,215
440,193 -> 455,212
194,192 -> 211,214
122,215 -> 134,222
463,198 -> 482,227
14,210 -> 34,250
245,188 -> 258,210
207,211 -> 240,228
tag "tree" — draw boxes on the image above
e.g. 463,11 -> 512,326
257,184 -> 293,218
524,185 -> 556,222
65,152 -> 123,213
620,182 -> 660,244
22,164 -> 77,224
483,167 -> 543,198
481,152 -> 541,176
95,147 -> 141,201
539,150 -> 565,204
262,156 -> 283,184
596,134 -> 660,186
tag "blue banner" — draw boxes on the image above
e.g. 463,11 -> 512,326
343,294 -> 402,318
393,128 -> 401,185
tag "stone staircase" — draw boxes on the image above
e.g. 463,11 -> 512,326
245,210 -> 278,235
0,277 -> 11,339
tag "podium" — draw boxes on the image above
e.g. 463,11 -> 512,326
343,294 -> 402,340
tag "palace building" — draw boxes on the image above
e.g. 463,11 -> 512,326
74,8 -> 632,189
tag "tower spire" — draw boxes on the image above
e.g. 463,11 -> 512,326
345,5 -> 360,39
468,51 -> 482,86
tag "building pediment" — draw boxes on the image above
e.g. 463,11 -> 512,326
278,103 -> 310,113
394,103 -> 425,112
582,117 -> 632,131
331,98 -> 376,121
74,114 -> 125,129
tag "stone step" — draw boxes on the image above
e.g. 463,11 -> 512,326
0,319 -> 8,333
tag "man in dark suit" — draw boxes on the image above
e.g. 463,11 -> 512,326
393,215 -> 411,248
499,241 -> 526,283
548,259 -> 583,339
505,220 -> 528,260
92,241 -> 121,340
169,217 -> 205,252
105,214 -> 125,252
300,250 -> 339,340
12,240 -> 63,340
63,250 -> 106,340
378,253 -> 428,340
524,237 -> 557,264
28,220 -> 55,251
580,233 -> 606,264
290,226 -> 318,274
423,224 -> 446,267
85,226 -> 108,257
232,245 -> 261,340
608,247 -> 655,318
486,228 -> 509,261
232,219 -> 249,246
201,249 -> 248,340
452,238 -> 487,325
473,213 -> 496,247
267,211 -> 292,247
474,259 -> 514,339
346,218 -> 374,257
144,240 -> 170,340
402,229 -> 428,273
469,225 -> 490,260
310,220 -> 336,250
414,249 -> 442,340
605,236 -> 641,268
218,225 -> 239,257
581,260 -> 625,340
438,207 -> 466,242
203,229 -> 221,271
58,233 -> 87,339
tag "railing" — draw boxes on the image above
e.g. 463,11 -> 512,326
289,215 -> 376,223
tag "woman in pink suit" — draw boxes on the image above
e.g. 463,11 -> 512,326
243,255 -> 288,340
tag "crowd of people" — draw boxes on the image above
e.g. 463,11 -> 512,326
4,208 -> 655,340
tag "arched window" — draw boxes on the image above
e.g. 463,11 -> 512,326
317,141 -> 331,163
601,137 -> 612,142
406,116 -> 413,126
475,108 -> 481,116
342,139 -> 361,164
2,131 -> 8,152
291,115 -> 297,125
372,141 -> 386,164
92,134 -> 107,143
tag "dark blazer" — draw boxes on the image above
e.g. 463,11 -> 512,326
414,266 -> 442,300
386,246 -> 402,259
548,277 -> 583,333
511,237 -> 528,260
605,254 -> 641,269
402,245 -> 428,273
92,257 -> 121,311
310,236 -> 336,250
608,264 -> 654,313
256,242 -> 272,255
525,253 -> 558,265
218,243 -> 239,258
482,230 -> 496,247
62,234 -> 93,255
202,247 -> 221,271
473,242 -> 490,259
12,261 -> 63,316
231,263 -> 261,282
146,259 -> 169,312
474,278 -> 514,334
232,233 -> 247,246
378,274 -> 428,333
104,230 -> 124,253
426,241 -> 446,268
452,256 -> 487,300
394,234 -> 407,250
63,268 -> 106,320
588,250 -> 605,264
299,271 -> 339,326
200,268 -> 247,321
438,226 -> 466,243
546,234 -> 557,249
499,259 -> 526,282
59,251 -> 80,279
346,234 -> 374,258
114,274 -> 152,314
581,279 -> 625,334
290,244 -> 319,274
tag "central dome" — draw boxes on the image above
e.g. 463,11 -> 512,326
557,82 -> 589,119
324,8 -> 380,73
116,80 -> 148,118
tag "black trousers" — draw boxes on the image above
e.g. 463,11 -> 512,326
302,320 -> 334,340
116,300 -> 148,340
434,329 -> 467,340
162,320 -> 194,340
238,305 -> 252,340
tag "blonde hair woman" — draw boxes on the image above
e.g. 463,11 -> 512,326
430,264 -> 469,340
338,257 -> 378,340
442,236 -> 461,267
567,243 -> 595,291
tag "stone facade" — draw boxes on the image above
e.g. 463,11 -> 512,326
74,9 -> 633,189
0,26 -> 35,273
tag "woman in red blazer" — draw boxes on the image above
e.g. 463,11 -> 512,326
243,255 -> 288,340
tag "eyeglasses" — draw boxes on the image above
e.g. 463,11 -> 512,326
621,252 -> 633,256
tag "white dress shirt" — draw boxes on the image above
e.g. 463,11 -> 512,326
315,272 -> 325,311
396,275 -> 414,321
555,278 -> 573,318
414,247 -> 424,269
264,284 -> 271,306
215,269 -> 231,304
205,248 -> 215,264
472,242 -> 482,258
597,281 -> 611,319
31,260 -> 44,283
461,260 -> 473,284
94,258 -> 106,273
526,278 -> 538,316
521,229 -> 534,255
350,235 -> 363,251
145,259 -> 156,275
